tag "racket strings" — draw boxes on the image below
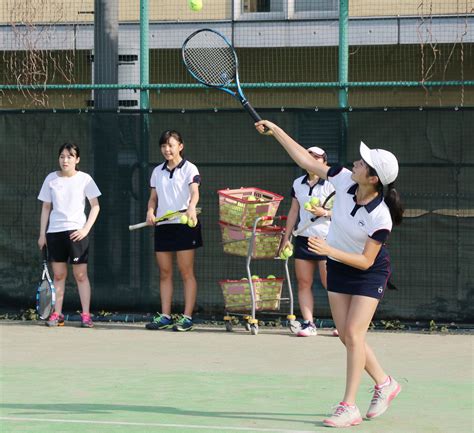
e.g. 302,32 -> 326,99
184,32 -> 236,87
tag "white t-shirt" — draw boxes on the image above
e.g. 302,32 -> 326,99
326,167 -> 392,260
150,159 -> 201,225
38,171 -> 102,233
291,174 -> 335,238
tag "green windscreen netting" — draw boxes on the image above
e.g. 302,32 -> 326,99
0,108 -> 473,321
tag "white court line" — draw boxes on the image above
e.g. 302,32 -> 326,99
0,416 -> 320,433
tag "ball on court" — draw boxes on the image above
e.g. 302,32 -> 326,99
180,215 -> 188,225
188,0 -> 203,11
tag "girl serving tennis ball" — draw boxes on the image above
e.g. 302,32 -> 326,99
280,146 -> 336,337
256,120 -> 403,428
37,143 -> 101,328
145,130 -> 202,332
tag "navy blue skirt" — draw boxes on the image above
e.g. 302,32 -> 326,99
154,221 -> 203,252
326,248 -> 391,300
293,236 -> 327,261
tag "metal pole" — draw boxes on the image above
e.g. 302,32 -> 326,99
139,0 -> 150,308
338,0 -> 349,164
140,0 -> 150,109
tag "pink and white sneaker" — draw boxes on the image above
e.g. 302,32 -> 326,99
323,402 -> 363,428
332,329 -> 339,337
366,376 -> 401,419
297,321 -> 317,337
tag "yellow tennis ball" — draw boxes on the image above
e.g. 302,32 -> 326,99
187,218 -> 197,228
284,246 -> 293,258
310,197 -> 320,206
267,275 -> 276,279
304,202 -> 312,210
180,215 -> 188,225
188,0 -> 202,11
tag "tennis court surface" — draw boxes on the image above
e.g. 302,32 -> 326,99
1,321 -> 472,433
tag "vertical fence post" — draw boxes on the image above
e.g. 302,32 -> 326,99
338,0 -> 349,164
139,0 -> 150,306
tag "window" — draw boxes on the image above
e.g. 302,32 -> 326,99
235,0 -> 338,20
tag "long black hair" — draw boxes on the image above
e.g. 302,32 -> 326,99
368,166 -> 404,226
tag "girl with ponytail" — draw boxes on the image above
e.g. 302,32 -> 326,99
255,119 -> 403,429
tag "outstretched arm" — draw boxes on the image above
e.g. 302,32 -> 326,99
256,120 -> 329,180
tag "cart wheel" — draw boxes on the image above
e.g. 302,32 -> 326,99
245,322 -> 251,332
225,321 -> 233,332
289,320 -> 301,334
250,324 -> 259,335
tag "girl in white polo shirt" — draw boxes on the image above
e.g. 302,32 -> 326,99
38,143 -> 101,328
280,146 -> 336,337
256,120 -> 403,428
145,130 -> 202,332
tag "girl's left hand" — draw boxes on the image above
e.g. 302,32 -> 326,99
70,228 -> 89,242
308,236 -> 330,256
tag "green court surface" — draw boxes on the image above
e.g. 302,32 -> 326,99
0,322 -> 472,433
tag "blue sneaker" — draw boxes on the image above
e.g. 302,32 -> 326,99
145,313 -> 173,330
173,315 -> 194,332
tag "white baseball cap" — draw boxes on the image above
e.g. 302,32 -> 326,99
307,146 -> 327,160
359,141 -> 399,186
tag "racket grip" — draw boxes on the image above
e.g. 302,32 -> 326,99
129,221 -> 149,231
242,101 -> 262,122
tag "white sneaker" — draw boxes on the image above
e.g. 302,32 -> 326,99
323,402 -> 362,428
297,321 -> 317,337
332,329 -> 339,337
366,376 -> 401,419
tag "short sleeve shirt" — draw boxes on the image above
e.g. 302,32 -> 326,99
150,159 -> 201,225
291,174 -> 335,238
326,167 -> 392,261
38,171 -> 102,233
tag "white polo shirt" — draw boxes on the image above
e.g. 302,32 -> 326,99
38,171 -> 102,233
150,159 -> 201,225
326,167 -> 392,260
291,174 -> 335,238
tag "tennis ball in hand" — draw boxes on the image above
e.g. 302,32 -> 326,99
310,197 -> 320,206
180,215 -> 188,225
188,0 -> 203,12
187,218 -> 197,228
304,202 -> 312,210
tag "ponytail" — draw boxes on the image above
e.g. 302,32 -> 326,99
384,183 -> 404,226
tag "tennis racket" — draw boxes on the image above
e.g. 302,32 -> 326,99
182,28 -> 263,125
292,191 -> 336,237
36,247 -> 56,319
129,207 -> 202,231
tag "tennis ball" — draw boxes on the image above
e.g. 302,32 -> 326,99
267,275 -> 276,279
187,218 -> 197,228
304,202 -> 312,210
251,275 -> 260,280
310,197 -> 320,206
247,195 -> 257,201
284,246 -> 293,258
179,215 -> 188,225
188,0 -> 203,12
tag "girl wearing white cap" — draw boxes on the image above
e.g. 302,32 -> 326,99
255,120 -> 403,428
280,146 -> 337,337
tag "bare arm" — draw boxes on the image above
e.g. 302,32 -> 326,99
70,197 -> 100,241
186,182 -> 200,225
281,198 -> 299,249
38,201 -> 51,249
256,120 -> 329,180
146,188 -> 158,225
308,236 -> 383,271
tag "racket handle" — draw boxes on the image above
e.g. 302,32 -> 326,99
242,101 -> 262,122
129,221 -> 149,231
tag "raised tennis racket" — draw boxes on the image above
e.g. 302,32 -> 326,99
292,191 -> 336,237
182,28 -> 263,125
129,208 -> 202,231
36,247 -> 56,319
